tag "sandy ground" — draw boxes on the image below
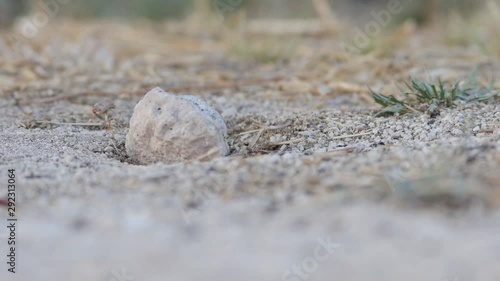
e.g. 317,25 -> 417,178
0,20 -> 499,281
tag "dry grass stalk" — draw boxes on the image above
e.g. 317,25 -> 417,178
312,0 -> 337,33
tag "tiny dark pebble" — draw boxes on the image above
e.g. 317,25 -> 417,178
371,142 -> 385,148
430,111 -> 440,118
466,155 -> 477,164
427,119 -> 436,125
72,217 -> 89,231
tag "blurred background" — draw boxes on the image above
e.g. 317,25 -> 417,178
0,0 -> 498,59
0,0 -> 489,26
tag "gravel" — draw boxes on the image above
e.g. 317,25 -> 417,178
0,21 -> 499,281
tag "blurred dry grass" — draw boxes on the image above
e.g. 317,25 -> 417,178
443,0 -> 500,57
0,0 -> 490,24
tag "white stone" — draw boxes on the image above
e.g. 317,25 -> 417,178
126,87 -> 229,164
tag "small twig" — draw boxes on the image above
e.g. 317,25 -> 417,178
237,128 -> 262,136
17,76 -> 287,105
478,129 -> 495,134
250,128 -> 266,148
324,146 -> 357,157
35,121 -> 103,127
304,146 -> 357,164
248,123 -> 291,148
330,131 -> 372,140
237,124 -> 289,136
329,146 -> 356,153
404,104 -> 420,113
191,147 -> 221,162
269,138 -> 304,146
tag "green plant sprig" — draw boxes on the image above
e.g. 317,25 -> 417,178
371,72 -> 499,116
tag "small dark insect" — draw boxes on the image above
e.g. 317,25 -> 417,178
427,119 -> 436,125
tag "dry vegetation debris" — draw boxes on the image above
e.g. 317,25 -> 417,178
0,10 -> 499,279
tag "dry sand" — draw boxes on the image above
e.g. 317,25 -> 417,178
0,21 -> 499,281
